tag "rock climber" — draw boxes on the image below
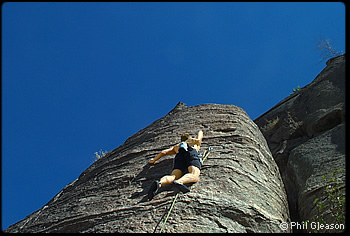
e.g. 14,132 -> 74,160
148,130 -> 204,200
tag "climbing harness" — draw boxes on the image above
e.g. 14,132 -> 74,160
153,146 -> 212,233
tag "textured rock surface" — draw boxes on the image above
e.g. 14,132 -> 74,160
5,103 -> 290,233
254,54 -> 345,230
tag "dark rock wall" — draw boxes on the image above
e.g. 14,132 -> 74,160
254,54 -> 346,230
5,103 -> 290,233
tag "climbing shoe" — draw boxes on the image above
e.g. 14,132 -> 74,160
148,180 -> 160,201
173,180 -> 190,193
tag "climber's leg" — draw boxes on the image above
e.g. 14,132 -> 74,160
148,169 -> 183,200
175,165 -> 200,185
159,169 -> 183,186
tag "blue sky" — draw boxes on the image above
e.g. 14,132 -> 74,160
1,2 -> 345,230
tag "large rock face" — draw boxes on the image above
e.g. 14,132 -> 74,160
254,55 -> 346,231
5,103 -> 290,233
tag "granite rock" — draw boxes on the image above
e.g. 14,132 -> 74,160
254,55 -> 345,231
5,103 -> 290,233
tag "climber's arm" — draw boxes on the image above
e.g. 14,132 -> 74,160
149,145 -> 177,164
188,130 -> 203,146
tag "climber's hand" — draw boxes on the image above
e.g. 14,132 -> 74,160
149,158 -> 156,164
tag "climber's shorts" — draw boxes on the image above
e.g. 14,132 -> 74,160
173,149 -> 202,173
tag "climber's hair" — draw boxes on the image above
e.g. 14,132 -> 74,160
181,133 -> 190,142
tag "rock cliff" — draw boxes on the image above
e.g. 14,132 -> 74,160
5,55 -> 345,233
254,54 -> 346,232
5,103 -> 290,233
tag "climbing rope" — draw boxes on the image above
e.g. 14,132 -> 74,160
154,146 -> 212,233
159,192 -> 179,233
